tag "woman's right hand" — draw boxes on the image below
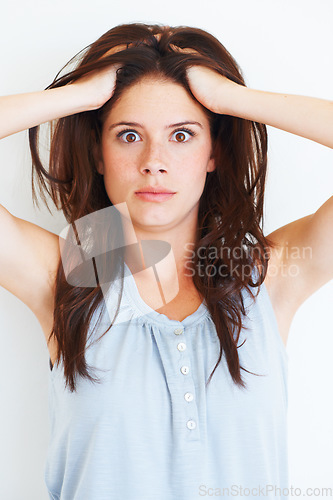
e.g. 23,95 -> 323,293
71,62 -> 122,111
71,44 -> 128,110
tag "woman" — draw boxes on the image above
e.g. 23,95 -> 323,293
1,22 -> 332,500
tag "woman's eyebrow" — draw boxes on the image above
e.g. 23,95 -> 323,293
108,121 -> 203,131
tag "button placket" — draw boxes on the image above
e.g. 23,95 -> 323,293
173,326 -> 200,440
146,322 -> 200,441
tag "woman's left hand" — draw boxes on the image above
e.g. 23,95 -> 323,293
185,65 -> 241,115
168,44 -> 242,115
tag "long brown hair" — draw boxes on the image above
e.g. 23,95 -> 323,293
29,22 -> 276,392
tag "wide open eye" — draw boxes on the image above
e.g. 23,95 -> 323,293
117,130 -> 140,143
171,128 -> 196,143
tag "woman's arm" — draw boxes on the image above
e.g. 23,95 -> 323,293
186,66 -> 333,149
0,64 -> 120,140
225,86 -> 333,150
0,87 -> 93,140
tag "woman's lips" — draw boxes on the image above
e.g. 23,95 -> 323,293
135,192 -> 176,202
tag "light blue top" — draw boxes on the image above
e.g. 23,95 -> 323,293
45,264 -> 289,500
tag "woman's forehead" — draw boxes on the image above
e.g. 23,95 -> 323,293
111,77 -> 202,110
106,89 -> 209,131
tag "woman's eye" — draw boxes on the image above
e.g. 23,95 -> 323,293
118,130 -> 140,143
172,130 -> 194,142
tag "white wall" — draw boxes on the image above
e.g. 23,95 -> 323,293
0,0 -> 332,498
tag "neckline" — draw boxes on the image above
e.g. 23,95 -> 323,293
122,263 -> 210,327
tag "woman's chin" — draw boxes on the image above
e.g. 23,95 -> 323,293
131,216 -> 174,231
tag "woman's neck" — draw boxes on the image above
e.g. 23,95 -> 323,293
119,205 -> 200,302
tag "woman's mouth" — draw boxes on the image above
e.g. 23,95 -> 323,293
135,192 -> 176,202
135,186 -> 176,202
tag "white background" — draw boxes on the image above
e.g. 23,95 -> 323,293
0,0 -> 332,498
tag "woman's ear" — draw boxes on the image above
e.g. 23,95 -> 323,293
96,155 -> 104,175
207,154 -> 216,173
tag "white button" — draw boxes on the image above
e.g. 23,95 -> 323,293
184,392 -> 194,402
174,328 -> 183,335
177,342 -> 186,352
187,420 -> 196,430
180,365 -> 190,375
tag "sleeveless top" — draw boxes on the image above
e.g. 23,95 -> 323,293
45,264 -> 289,500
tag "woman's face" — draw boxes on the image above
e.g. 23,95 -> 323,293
97,76 -> 215,235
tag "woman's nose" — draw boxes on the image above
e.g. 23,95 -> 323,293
139,143 -> 168,175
